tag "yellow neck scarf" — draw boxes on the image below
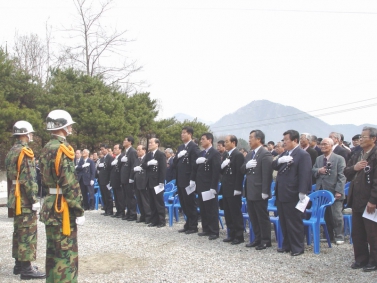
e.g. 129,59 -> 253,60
15,147 -> 34,215
54,144 -> 74,236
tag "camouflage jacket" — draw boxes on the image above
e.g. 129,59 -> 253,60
39,135 -> 84,225
5,140 -> 38,213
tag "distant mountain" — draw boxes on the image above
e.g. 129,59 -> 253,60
174,113 -> 214,125
206,100 -> 375,143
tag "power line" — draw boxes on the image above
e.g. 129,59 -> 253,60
210,97 -> 377,130
211,102 -> 377,133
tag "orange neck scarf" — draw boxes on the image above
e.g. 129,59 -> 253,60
54,144 -> 74,236
15,147 -> 34,215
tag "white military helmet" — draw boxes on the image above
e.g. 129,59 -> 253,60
46,109 -> 75,135
13,121 -> 35,141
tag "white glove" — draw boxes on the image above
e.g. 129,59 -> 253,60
246,159 -> 257,169
90,180 -> 94,186
76,216 -> 85,226
121,156 -> 128,162
147,159 -> 158,166
210,188 -> 217,195
98,163 -> 104,168
262,193 -> 269,199
178,150 -> 187,158
107,183 -> 112,190
32,202 -> 40,211
159,183 -> 164,189
278,156 -> 293,164
82,163 -> 89,168
234,190 -> 242,196
221,159 -> 230,169
196,157 -> 206,164
129,179 -> 134,183
111,160 -> 117,166
134,166 -> 142,172
299,193 -> 306,201
75,165 -> 78,169
189,180 -> 196,187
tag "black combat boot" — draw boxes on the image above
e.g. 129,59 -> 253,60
14,259 -> 39,275
20,261 -> 46,280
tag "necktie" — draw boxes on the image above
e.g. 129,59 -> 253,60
251,150 -> 256,159
202,150 -> 206,157
323,157 -> 327,167
139,157 -> 142,161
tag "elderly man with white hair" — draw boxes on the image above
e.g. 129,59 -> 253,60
312,138 -> 346,244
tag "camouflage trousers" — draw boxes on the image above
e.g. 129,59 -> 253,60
45,224 -> 79,283
12,212 -> 38,261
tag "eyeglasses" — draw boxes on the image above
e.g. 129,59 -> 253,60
360,136 -> 371,139
320,143 -> 330,146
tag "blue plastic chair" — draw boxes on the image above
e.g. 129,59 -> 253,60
270,216 -> 283,249
343,182 -> 352,243
164,187 -> 177,226
303,190 -> 335,254
217,195 -> 225,229
241,200 -> 255,243
93,180 -> 103,210
268,196 -> 278,216
165,179 -> 176,186
270,181 -> 275,195
164,183 -> 175,193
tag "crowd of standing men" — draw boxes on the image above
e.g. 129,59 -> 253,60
5,109 -> 377,281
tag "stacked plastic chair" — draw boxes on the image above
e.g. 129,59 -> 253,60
343,182 -> 352,243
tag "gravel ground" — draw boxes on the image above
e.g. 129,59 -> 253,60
0,205 -> 374,283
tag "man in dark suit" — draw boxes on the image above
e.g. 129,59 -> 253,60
300,133 -> 318,184
132,145 -> 151,223
191,133 -> 221,240
110,143 -> 124,218
329,132 -> 349,163
220,135 -> 245,244
173,126 -> 201,234
216,140 -> 227,161
312,138 -> 346,244
241,130 -> 273,250
272,130 -> 312,256
310,135 -> 322,156
350,134 -> 362,159
76,149 -> 96,210
165,148 -> 175,183
98,144 -> 114,215
141,138 -> 167,228
74,149 -> 82,181
120,136 -> 138,221
345,127 -> 377,272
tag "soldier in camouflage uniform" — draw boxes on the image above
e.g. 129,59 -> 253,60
39,110 -> 85,283
5,121 -> 46,280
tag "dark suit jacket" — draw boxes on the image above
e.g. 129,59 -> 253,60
313,145 -> 322,156
220,148 -> 245,197
312,152 -> 346,200
120,147 -> 138,184
191,147 -> 221,193
173,140 -> 201,188
76,158 -> 96,185
241,147 -> 273,201
272,146 -> 312,202
133,156 -> 147,190
110,154 -> 122,188
141,150 -> 167,188
306,147 -> 318,166
98,154 -> 113,185
165,157 -> 175,183
333,144 -> 349,163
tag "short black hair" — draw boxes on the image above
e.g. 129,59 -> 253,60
228,135 -> 238,146
267,141 -> 275,146
182,126 -> 194,136
283,130 -> 299,143
250,130 -> 265,144
201,132 -> 214,144
154,138 -> 160,146
352,134 -> 361,141
100,144 -> 108,148
217,140 -> 225,147
125,136 -> 135,145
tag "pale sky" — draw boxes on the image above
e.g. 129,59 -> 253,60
1,0 -> 377,127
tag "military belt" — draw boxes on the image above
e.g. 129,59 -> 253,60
49,188 -> 62,195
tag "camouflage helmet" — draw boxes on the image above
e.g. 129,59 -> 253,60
46,110 -> 75,134
13,121 -> 35,135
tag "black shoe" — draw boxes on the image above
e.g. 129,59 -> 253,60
145,221 -> 151,225
185,229 -> 198,234
255,243 -> 271,250
148,223 -> 157,227
127,218 -> 137,221
291,251 -> 304,256
223,237 -> 234,243
157,223 -> 166,228
208,234 -> 219,240
231,239 -> 244,245
198,232 -> 210,237
111,214 -> 120,218
115,215 -> 123,218
136,219 -> 145,223
101,212 -> 107,215
178,228 -> 187,233
20,262 -> 46,280
122,216 -> 129,220
245,241 -> 260,248
351,262 -> 367,269
105,213 -> 113,216
363,264 -> 377,272
277,248 -> 290,253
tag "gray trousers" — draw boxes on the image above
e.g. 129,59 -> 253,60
325,199 -> 344,241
